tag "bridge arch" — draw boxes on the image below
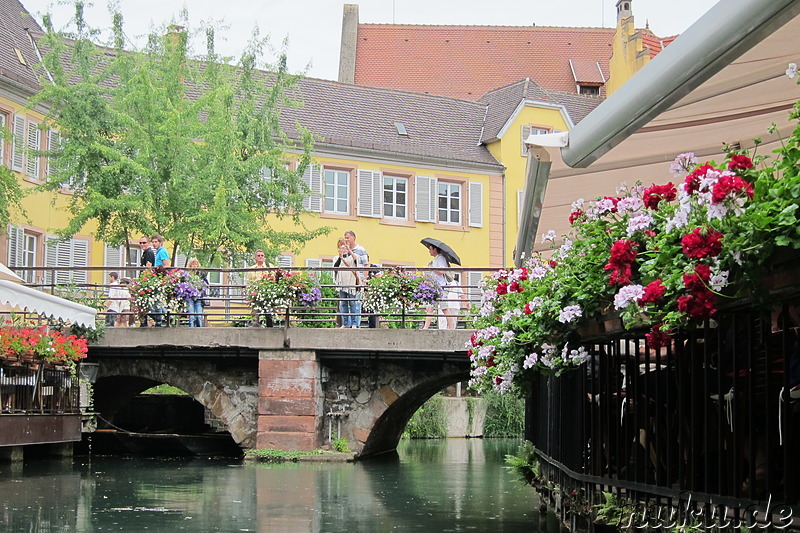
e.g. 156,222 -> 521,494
321,360 -> 470,457
94,358 -> 259,448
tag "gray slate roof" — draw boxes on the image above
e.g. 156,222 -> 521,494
479,78 -> 603,142
0,0 -> 44,92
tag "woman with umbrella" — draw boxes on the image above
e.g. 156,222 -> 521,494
421,238 -> 461,330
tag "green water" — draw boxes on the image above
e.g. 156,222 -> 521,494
0,439 -> 555,532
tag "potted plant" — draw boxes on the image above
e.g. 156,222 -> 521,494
247,269 -> 321,321
467,69 -> 800,394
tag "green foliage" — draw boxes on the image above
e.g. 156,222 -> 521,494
483,391 -> 524,437
466,396 -> 475,431
504,441 -> 539,485
245,448 -> 325,462
141,384 -> 188,395
594,492 -> 635,527
0,165 -> 25,227
403,394 -> 448,439
50,282 -> 105,342
32,2 -> 329,264
332,438 -> 352,453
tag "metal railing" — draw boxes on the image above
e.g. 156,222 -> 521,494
527,294 -> 800,527
0,363 -> 78,415
5,265 -> 489,329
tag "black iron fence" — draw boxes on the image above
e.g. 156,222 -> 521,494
527,294 -> 800,527
0,363 -> 78,415
5,265 -> 488,329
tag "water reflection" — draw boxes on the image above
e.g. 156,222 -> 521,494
0,439 -> 559,532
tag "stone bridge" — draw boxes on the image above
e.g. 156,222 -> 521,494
89,328 -> 471,457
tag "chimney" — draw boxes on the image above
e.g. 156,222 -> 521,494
616,0 -> 633,24
338,4 -> 359,84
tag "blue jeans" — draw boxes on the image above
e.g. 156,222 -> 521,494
339,291 -> 361,327
187,299 -> 204,327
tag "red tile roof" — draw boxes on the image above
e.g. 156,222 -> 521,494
353,24 -> 616,100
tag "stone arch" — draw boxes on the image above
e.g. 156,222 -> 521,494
323,360 -> 469,458
94,359 -> 259,448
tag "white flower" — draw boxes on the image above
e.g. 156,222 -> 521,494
541,229 -> 557,243
787,63 -> 798,79
571,198 -> 585,210
556,238 -> 573,259
670,152 -> 698,177
626,211 -> 653,236
500,330 -> 516,345
596,198 -> 617,214
523,352 -> 539,369
558,305 -> 582,323
617,196 -> 643,214
710,270 -> 729,292
614,284 -> 644,310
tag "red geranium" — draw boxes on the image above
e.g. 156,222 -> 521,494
639,279 -> 666,304
568,210 -> 585,225
711,174 -> 754,204
645,324 -> 672,350
727,154 -> 754,172
684,164 -> 716,194
642,182 -> 677,210
677,289 -> 717,320
496,282 -> 508,295
681,227 -> 723,259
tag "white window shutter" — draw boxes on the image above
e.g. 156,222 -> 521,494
521,125 -> 532,156
0,114 -> 5,164
277,255 -> 293,267
517,189 -> 524,227
414,176 -> 437,222
71,239 -> 88,284
301,164 -> 322,212
174,252 -> 188,268
104,244 -> 123,267
468,271 -> 484,299
7,225 -> 24,268
46,129 -> 60,179
25,120 -> 40,178
357,170 -> 382,218
305,258 -> 322,268
468,182 -> 483,228
11,115 -> 25,172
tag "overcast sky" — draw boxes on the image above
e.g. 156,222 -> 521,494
21,0 -> 720,81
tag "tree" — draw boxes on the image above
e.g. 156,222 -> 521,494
32,2 -> 328,266
0,165 -> 25,228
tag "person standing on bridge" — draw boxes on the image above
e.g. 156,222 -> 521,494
151,235 -> 171,267
138,237 -> 156,327
343,231 -> 368,328
334,238 -> 363,328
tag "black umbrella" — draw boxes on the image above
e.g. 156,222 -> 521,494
420,237 -> 462,265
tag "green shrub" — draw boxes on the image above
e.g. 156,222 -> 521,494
332,438 -> 351,453
483,391 -> 524,437
403,394 -> 448,438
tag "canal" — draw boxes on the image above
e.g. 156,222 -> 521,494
0,439 -> 557,532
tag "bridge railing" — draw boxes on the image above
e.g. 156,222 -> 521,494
5,265 -> 490,329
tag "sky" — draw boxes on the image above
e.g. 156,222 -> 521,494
20,0 -> 720,81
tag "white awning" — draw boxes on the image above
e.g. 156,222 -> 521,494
0,280 -> 97,327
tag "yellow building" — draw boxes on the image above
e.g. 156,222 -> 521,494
1,0 -> 658,295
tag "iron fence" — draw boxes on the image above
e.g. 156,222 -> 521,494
527,294 -> 800,527
0,363 -> 78,415
4,265 -> 489,329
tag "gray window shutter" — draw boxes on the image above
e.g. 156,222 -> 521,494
11,115 -> 25,172
7,225 -> 24,268
468,182 -> 483,228
72,239 -> 88,284
521,125 -> 532,156
174,252 -> 188,268
414,176 -> 437,223
357,169 -> 382,218
25,120 -> 40,178
277,255 -> 293,267
305,258 -> 322,268
301,164 -> 322,212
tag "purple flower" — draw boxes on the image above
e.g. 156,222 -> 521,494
298,287 -> 322,307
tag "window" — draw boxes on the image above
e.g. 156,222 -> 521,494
579,85 -> 601,96
324,169 -> 349,215
22,234 -> 37,283
104,243 -> 142,279
383,175 -> 408,219
438,182 -> 461,225
521,125 -> 550,156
